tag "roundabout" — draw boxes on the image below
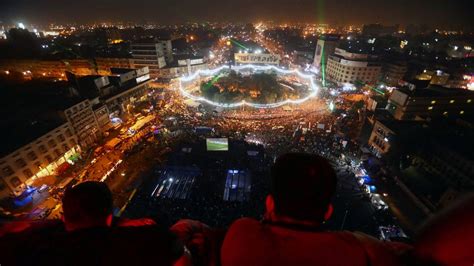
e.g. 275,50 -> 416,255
177,64 -> 321,109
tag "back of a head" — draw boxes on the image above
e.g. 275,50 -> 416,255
271,153 -> 337,222
62,181 -> 113,230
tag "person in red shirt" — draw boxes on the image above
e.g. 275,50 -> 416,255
221,153 -> 404,266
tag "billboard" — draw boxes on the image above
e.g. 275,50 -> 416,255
234,53 -> 280,65
206,138 -> 229,151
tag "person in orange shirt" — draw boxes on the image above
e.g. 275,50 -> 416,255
221,153 -> 406,266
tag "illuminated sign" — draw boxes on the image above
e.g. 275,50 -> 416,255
234,53 -> 280,65
136,74 -> 150,83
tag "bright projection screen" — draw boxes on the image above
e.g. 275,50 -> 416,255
206,138 -> 229,151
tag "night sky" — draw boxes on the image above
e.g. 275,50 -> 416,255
0,0 -> 472,28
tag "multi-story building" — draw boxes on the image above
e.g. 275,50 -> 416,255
105,67 -> 151,114
95,57 -> 133,75
0,122 -> 80,199
326,48 -> 381,85
0,59 -> 97,79
387,85 -> 474,120
131,39 -> 172,77
62,100 -> 102,149
382,62 -> 407,86
155,56 -> 208,79
367,116 -> 474,208
368,119 -> 395,156
313,34 -> 340,71
416,70 -> 450,86
72,67 -> 152,118
92,104 -> 111,132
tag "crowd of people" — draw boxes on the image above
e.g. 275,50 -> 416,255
1,91 -> 471,265
1,153 -> 473,265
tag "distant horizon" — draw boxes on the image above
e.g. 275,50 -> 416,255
0,20 -> 470,32
1,0 -> 472,30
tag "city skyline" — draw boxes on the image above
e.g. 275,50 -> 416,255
1,0 -> 473,29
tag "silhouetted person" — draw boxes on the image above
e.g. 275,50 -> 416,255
1,181 -> 187,266
221,153 -> 404,266
62,181 -> 113,231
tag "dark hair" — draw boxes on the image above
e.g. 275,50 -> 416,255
62,181 -> 113,224
271,153 -> 337,221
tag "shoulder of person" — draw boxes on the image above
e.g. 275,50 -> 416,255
228,217 -> 261,230
223,218 -> 261,244
352,231 -> 409,266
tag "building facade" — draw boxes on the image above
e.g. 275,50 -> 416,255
0,59 -> 97,79
313,35 -> 340,70
368,120 -> 394,156
382,62 -> 407,86
62,100 -> 102,149
387,87 -> 474,120
95,57 -> 132,75
0,123 -> 80,199
131,40 -> 172,78
326,48 -> 381,85
156,58 -> 208,79
104,67 -> 152,115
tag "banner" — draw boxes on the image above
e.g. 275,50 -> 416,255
234,53 -> 280,65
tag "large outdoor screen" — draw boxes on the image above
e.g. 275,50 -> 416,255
206,138 -> 229,151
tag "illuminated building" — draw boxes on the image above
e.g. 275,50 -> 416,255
95,57 -> 133,75
62,100 -> 102,149
131,39 -> 173,77
368,116 -> 474,207
0,59 -> 97,79
313,34 -> 340,70
156,56 -> 208,79
387,85 -> 474,120
416,70 -> 450,86
326,48 -> 381,85
0,122 -> 80,199
70,67 -> 151,118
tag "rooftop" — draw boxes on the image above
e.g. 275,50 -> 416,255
399,85 -> 474,98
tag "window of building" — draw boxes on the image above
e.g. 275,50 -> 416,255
15,158 -> 27,168
2,166 -> 14,176
468,99 -> 472,103
54,149 -> 62,158
47,139 -> 57,148
10,177 -> 21,187
57,134 -> 66,142
63,144 -> 70,153
23,168 -> 33,179
45,155 -> 53,164
428,106 -> 433,110
33,161 -> 41,170
38,145 -> 47,153
449,100 -> 455,104
431,100 -> 436,104
460,110 -> 464,115
27,151 -> 37,160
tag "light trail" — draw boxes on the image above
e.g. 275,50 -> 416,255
177,64 -> 321,109
230,39 -> 248,50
